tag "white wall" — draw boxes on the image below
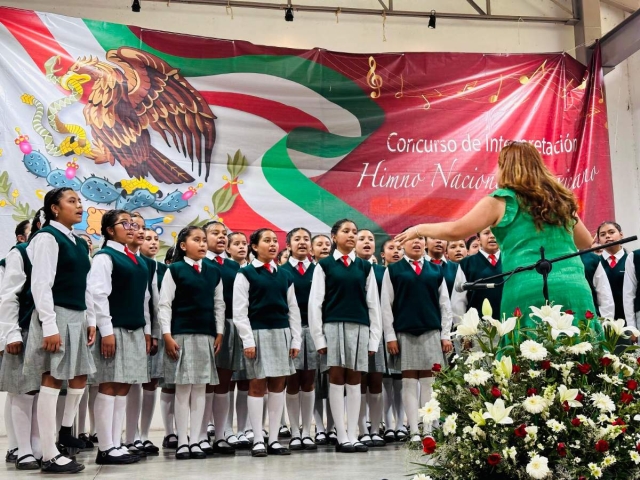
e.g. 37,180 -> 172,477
0,0 -> 637,436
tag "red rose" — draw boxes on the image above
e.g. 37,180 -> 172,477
487,453 -> 501,466
612,418 -> 627,433
432,363 -> 442,372
585,310 -> 595,320
575,393 -> 584,402
571,417 -> 581,427
557,442 -> 567,457
637,357 -> 640,365
577,363 -> 591,374
595,439 -> 609,453
513,307 -> 522,317
620,392 -> 634,405
512,365 -> 521,374
491,386 -> 502,398
422,436 -> 437,454
579,477 -> 587,480
527,388 -> 538,397
469,387 -> 480,397
540,360 -> 551,370
636,443 -> 640,453
565,309 -> 575,315
600,357 -> 613,367
628,379 -> 638,391
562,401 -> 570,412
514,424 -> 527,438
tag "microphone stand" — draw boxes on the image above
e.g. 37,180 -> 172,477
463,236 -> 638,304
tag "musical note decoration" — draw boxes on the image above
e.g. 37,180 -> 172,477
367,56 -> 383,99
489,76 -> 503,104
519,60 -> 547,85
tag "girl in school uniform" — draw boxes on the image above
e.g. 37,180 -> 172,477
233,228 -> 302,457
381,233 -> 453,446
311,235 -> 331,263
308,219 -> 382,454
159,226 -> 225,460
23,187 -> 96,474
0,212 -> 42,470
89,209 -> 152,465
281,228 -> 318,451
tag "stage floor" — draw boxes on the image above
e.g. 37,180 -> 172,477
0,433 -> 417,480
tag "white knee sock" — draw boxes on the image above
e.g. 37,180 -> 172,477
268,391 -> 285,445
12,394 -> 34,462
95,393 -> 123,456
226,389 -> 235,436
112,395 -> 127,448
300,391 -> 315,439
236,390 -> 248,433
213,393 -> 230,442
382,378 -> 394,430
313,393 -> 325,433
393,378 -> 405,430
5,393 -> 17,451
88,385 -> 99,434
125,384 -> 142,444
55,393 -> 64,432
329,384 -> 347,444
77,389 -> 88,434
160,391 -> 176,436
247,396 -> 264,445
200,392 -> 214,442
174,385 -> 192,448
280,404 -> 287,427
402,378 -> 419,434
286,393 -> 300,437
38,386 -> 68,464
345,385 -> 361,444
30,394 -> 42,460
358,393 -> 368,435
368,393 -> 383,437
190,386 -> 206,448
419,377 -> 434,408
140,389 -> 156,442
62,387 -> 84,429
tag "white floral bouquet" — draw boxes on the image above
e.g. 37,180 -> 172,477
412,301 -> 640,480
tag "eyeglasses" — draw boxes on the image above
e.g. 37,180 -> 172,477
112,221 -> 140,231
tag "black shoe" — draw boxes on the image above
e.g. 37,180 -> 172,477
41,454 -> 85,473
267,441 -> 290,455
5,448 -> 17,463
89,433 -> 98,444
251,442 -> 267,458
58,426 -> 86,450
358,434 -> 374,447
175,445 -> 190,460
15,454 -> 40,470
314,432 -> 328,445
395,429 -> 408,442
78,434 -> 94,450
198,440 -> 214,455
301,437 -> 318,451
211,439 -> 236,455
189,444 -> 207,460
95,448 -> 139,465
383,429 -> 396,443
288,437 -> 303,451
126,443 -> 147,457
335,442 -> 355,453
162,434 -> 179,449
327,431 -> 338,446
371,433 -> 386,447
278,425 -> 292,438
235,433 -> 251,449
141,440 -> 160,455
55,443 -> 70,458
353,441 -> 369,452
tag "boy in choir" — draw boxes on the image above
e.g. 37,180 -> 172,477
465,236 -> 480,256
446,240 -> 467,263
581,252 -> 615,320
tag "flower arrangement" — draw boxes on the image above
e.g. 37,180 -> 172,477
412,301 -> 640,480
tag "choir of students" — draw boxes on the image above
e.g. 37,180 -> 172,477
0,187 -> 627,472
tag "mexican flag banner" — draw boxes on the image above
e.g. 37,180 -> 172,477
0,7 -> 612,256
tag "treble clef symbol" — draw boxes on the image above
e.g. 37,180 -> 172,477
367,56 -> 382,99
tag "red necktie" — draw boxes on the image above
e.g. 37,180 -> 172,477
124,246 -> 138,265
297,262 -> 305,275
489,254 -> 497,267
413,261 -> 422,275
264,263 -> 271,273
609,256 -> 617,268
342,256 -> 349,267
430,258 -> 441,265
193,263 -> 200,273
216,256 -> 224,265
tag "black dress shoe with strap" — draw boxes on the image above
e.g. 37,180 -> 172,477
189,444 -> 207,460
141,440 -> 160,455
251,441 -> 267,457
162,434 -> 178,449
335,442 -> 355,453
15,454 -> 40,470
353,441 -> 369,452
211,439 -> 236,455
41,454 -> 85,473
95,448 -> 139,465
175,445 -> 191,460
267,441 -> 290,455
5,448 -> 17,463
301,437 -> 318,451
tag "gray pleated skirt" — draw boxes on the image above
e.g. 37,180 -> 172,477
163,334 -> 219,385
293,326 -> 319,371
92,327 -> 149,384
321,322 -> 370,373
388,331 -> 444,372
148,336 -> 165,380
368,334 -> 390,374
23,307 -> 96,380
217,318 -> 242,371
0,330 -> 41,394
244,328 -> 296,380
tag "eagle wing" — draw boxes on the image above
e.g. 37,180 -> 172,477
105,47 -> 216,181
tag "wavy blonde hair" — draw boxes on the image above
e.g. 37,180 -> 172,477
496,142 -> 578,231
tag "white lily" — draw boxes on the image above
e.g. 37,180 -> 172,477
542,310 -> 580,340
487,316 -> 517,336
482,398 -> 515,425
494,356 -> 513,379
456,308 -> 480,337
603,319 -> 640,339
557,384 -> 582,407
530,304 -> 564,321
482,298 -> 493,318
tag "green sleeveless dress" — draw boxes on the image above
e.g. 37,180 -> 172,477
489,188 -> 600,333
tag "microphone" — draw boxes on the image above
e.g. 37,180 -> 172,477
455,282 -> 497,293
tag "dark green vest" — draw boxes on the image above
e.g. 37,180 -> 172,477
13,243 -> 34,331
318,255 -> 372,326
459,252 -> 503,315
238,264 -> 292,330
388,259 -> 443,335
581,253 -> 601,316
633,250 -> 640,314
31,225 -> 90,311
157,262 -> 168,288
280,261 -> 315,327
601,252 -> 627,321
204,257 -> 240,319
169,260 -> 220,336
94,246 -> 148,330
441,260 -> 459,296
373,264 -> 385,298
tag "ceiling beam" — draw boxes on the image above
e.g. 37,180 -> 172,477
377,0 -> 389,11
595,8 -> 640,68
600,0 -> 639,14
549,0 -> 574,15
466,0 -> 486,15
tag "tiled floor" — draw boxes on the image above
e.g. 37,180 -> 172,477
0,434 -> 423,479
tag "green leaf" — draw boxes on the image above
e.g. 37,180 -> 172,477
212,187 -> 232,212
226,153 -> 236,179
217,193 -> 237,214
